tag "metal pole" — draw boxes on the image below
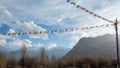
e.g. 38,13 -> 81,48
114,18 -> 120,68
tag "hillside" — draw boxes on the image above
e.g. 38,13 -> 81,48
64,34 -> 120,58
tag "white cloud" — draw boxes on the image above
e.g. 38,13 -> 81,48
24,39 -> 32,44
5,20 -> 49,40
46,43 -> 57,50
0,38 -> 33,51
55,24 -> 115,46
0,6 -> 14,25
55,31 -> 80,43
0,5 -> 48,40
31,43 -> 58,51
30,34 -> 48,40
0,29 -> 17,40
0,7 -> 13,18
8,29 -> 15,33
0,33 -> 4,39
1,0 -> 120,26
33,43 -> 44,48
0,28 -> 33,50
15,21 -> 41,31
54,0 -> 120,45
0,38 -> 6,46
69,42 -> 76,48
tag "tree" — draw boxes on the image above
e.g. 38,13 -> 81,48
50,54 -> 58,67
19,42 -> 27,68
6,52 -> 18,68
39,47 -> 49,66
0,54 -> 7,68
98,58 -> 112,68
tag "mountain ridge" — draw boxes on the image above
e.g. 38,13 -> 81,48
64,34 -> 120,58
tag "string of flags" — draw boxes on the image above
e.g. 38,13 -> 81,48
0,23 -> 114,36
66,0 -> 113,23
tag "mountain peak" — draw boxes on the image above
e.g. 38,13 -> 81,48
64,34 -> 119,58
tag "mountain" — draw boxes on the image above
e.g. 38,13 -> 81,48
64,34 -> 120,58
0,45 -> 71,59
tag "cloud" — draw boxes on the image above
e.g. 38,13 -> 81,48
46,43 -> 57,50
14,21 -> 42,31
1,0 -> 119,26
0,28 -> 16,39
0,38 -> 33,51
0,33 -> 4,39
8,29 -> 15,33
6,20 -> 49,40
0,6 -> 14,25
32,42 -> 44,47
55,30 -> 89,42
0,28 -> 33,50
55,24 -> 115,48
1,0 -> 120,25
24,39 -> 32,44
0,5 -> 48,40
98,2 -> 120,21
69,42 -> 76,48
0,7 -> 13,18
0,38 -> 6,46
9,39 -> 32,47
31,43 -> 58,51
54,0 -> 120,45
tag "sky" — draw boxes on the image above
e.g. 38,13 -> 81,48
0,0 -> 120,50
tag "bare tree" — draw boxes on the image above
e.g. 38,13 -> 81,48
39,47 -> 49,66
51,54 -> 56,63
0,54 -> 7,68
19,41 -> 27,68
6,51 -> 18,68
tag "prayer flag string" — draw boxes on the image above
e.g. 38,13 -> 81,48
0,23 -> 114,36
66,0 -> 113,23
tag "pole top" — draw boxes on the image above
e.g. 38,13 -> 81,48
114,17 -> 118,25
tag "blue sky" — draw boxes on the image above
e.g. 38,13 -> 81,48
0,0 -> 120,50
